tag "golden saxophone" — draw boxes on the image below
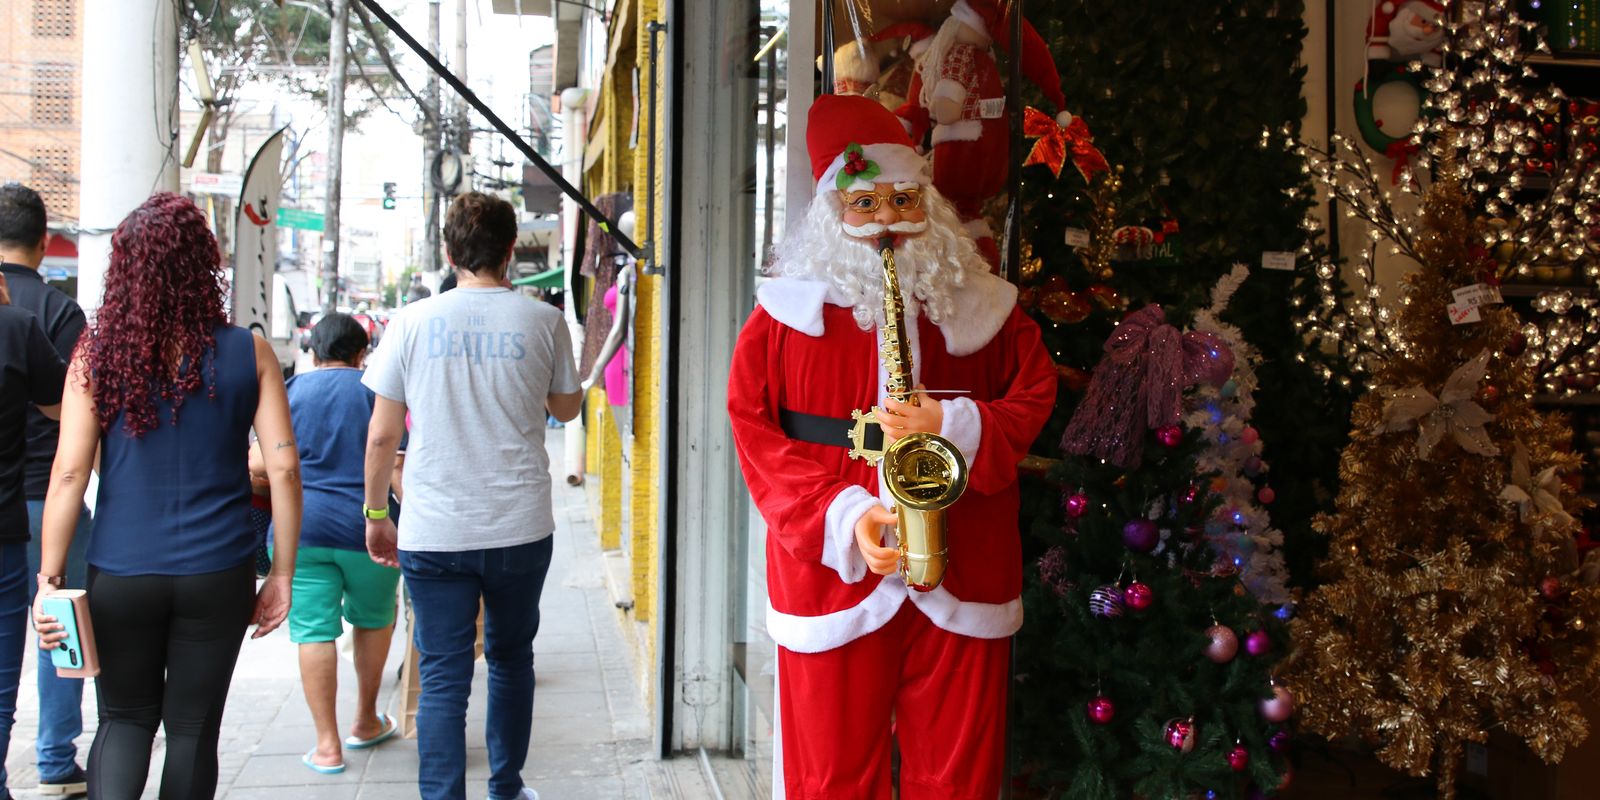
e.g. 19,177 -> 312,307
847,236 -> 969,591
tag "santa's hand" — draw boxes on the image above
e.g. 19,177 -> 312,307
854,505 -> 900,576
876,386 -> 945,441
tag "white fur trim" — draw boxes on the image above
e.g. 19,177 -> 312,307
756,278 -> 832,336
767,579 -> 907,654
939,270 -> 1017,357
833,41 -> 879,83
931,119 -> 984,145
963,218 -> 993,239
822,485 -> 880,584
932,78 -> 969,106
906,586 -> 1023,639
938,397 -> 982,466
1055,110 -> 1074,127
909,38 -> 932,58
815,142 -> 930,197
950,0 -> 984,34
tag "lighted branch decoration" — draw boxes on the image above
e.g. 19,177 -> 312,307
1272,0 -> 1600,394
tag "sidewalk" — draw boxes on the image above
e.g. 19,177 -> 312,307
4,438 -> 657,799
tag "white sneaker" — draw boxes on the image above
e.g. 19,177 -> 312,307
492,789 -> 539,800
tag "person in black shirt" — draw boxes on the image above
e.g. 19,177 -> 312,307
0,270 -> 67,800
0,183 -> 89,797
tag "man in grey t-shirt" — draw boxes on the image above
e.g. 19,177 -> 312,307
362,192 -> 581,800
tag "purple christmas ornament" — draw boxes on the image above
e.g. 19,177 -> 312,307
1123,519 -> 1160,553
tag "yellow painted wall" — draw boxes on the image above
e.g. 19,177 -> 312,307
630,0 -> 665,637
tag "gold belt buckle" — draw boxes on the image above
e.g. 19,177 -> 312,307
847,407 -> 884,464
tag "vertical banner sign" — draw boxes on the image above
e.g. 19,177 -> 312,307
234,127 -> 289,338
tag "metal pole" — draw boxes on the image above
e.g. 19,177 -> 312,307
645,21 -> 665,274
322,0 -> 350,313
424,0 -> 442,276
820,0 -> 834,94
1003,0 -> 1023,285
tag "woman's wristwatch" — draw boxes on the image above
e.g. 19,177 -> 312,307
36,573 -> 64,589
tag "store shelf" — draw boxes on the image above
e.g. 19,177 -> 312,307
1526,54 -> 1600,68
1500,284 -> 1596,298
1534,394 -> 1600,407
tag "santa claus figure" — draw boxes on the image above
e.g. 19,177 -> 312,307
896,0 -> 1072,268
728,94 -> 1056,799
1367,0 -> 1447,65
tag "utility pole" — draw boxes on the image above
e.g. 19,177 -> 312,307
79,0 -> 178,312
422,0 -> 442,275
454,0 -> 471,169
322,0 -> 350,314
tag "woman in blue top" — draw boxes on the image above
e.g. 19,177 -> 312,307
273,313 -> 402,774
32,193 -> 302,800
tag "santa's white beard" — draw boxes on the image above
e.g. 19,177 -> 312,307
767,186 -> 989,331
1388,8 -> 1444,56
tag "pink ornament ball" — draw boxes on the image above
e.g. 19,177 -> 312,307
1260,684 -> 1296,723
1163,718 -> 1197,752
1065,492 -> 1090,519
1124,582 -> 1154,611
1227,744 -> 1251,772
1123,519 -> 1160,553
1205,624 -> 1239,663
1086,695 -> 1115,725
1156,425 -> 1184,448
1241,426 -> 1260,444
1244,629 -> 1272,656
1257,486 -> 1276,505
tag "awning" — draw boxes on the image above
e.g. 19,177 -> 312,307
512,266 -> 565,289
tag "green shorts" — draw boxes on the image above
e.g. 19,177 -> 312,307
275,545 -> 402,644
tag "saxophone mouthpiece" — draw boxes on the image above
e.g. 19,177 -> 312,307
877,234 -> 895,253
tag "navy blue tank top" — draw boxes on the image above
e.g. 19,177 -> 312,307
91,325 -> 259,576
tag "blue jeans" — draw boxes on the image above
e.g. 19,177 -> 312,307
26,500 -> 90,783
0,541 -> 32,797
401,537 -> 554,800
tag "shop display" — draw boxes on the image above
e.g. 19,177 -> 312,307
1365,0 -> 1447,64
726,93 -> 1056,799
1015,297 -> 1290,799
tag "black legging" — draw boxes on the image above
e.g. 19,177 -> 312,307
85,561 -> 256,800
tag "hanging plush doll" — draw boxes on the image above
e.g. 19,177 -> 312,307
870,23 -> 937,113
1366,0 -> 1447,65
895,0 -> 1073,269
829,38 -> 880,97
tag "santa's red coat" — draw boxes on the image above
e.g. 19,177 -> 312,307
727,272 -> 1057,653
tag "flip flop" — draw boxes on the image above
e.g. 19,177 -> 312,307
302,748 -> 346,775
344,713 -> 398,750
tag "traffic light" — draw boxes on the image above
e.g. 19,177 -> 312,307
382,182 -> 397,210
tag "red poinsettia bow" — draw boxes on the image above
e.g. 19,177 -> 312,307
1385,138 -> 1420,186
1023,107 -> 1110,181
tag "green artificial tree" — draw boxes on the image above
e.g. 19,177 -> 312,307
1011,0 -> 1354,585
1015,300 -> 1292,799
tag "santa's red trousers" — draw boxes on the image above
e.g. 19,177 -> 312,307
777,602 -> 1010,800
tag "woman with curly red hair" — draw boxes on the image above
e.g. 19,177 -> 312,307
31,192 -> 302,799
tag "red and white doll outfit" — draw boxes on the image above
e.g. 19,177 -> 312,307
895,0 -> 1072,269
728,95 -> 1057,800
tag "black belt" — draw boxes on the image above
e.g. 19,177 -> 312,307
780,408 -> 882,452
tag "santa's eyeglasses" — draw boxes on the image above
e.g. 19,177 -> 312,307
839,187 -> 923,215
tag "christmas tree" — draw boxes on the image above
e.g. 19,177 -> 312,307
1282,5 -> 1600,796
1185,265 -> 1292,605
1014,301 -> 1293,799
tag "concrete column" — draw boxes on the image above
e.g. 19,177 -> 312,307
78,0 -> 178,312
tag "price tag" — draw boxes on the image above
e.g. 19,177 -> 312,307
1261,251 -> 1297,271
1452,283 -> 1503,308
978,98 -> 1005,119
1447,301 -> 1482,325
1064,228 -> 1091,248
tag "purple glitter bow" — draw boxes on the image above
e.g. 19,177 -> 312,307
1060,305 -> 1234,468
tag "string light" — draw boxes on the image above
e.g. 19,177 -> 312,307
1287,0 -> 1599,392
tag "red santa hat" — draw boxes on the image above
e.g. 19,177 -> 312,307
808,93 -> 929,196
1368,0 -> 1446,38
871,22 -> 937,59
946,0 -> 1068,113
